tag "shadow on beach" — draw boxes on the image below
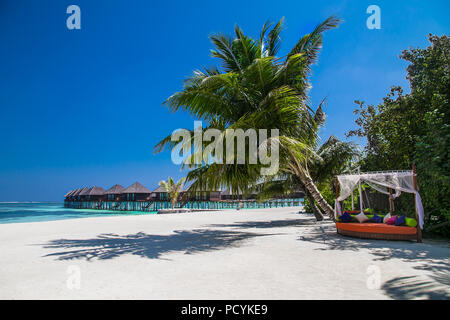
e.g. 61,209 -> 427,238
381,275 -> 450,300
41,229 -> 274,261
205,214 -> 323,230
298,222 -> 450,299
208,215 -> 450,299
40,214 -> 449,299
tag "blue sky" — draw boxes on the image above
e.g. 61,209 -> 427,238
0,0 -> 448,201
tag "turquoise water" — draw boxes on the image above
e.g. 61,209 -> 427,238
0,202 -> 157,224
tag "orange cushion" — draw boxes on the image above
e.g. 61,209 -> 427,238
336,222 -> 417,235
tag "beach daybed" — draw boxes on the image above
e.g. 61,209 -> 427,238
334,165 -> 424,242
335,222 -> 417,241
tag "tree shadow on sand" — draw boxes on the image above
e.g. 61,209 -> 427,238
299,223 -> 450,299
382,275 -> 450,300
206,218 -> 320,230
207,216 -> 329,229
41,229 -> 275,261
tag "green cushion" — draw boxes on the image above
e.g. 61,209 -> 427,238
405,218 -> 417,227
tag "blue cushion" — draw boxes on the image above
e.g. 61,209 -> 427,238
339,212 -> 353,223
395,215 -> 406,226
369,214 -> 383,223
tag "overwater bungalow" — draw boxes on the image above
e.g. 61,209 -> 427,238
104,184 -> 125,201
64,180 -> 304,211
78,187 -> 92,201
64,189 -> 77,201
122,182 -> 152,201
71,188 -> 83,201
87,186 -> 105,202
64,189 -> 74,199
64,187 -> 86,208
63,189 -> 75,205
151,186 -> 169,201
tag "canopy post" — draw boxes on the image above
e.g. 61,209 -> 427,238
334,171 -> 339,200
389,188 -> 394,214
358,167 -> 363,212
351,192 -> 354,210
412,164 -> 422,243
334,172 -> 339,218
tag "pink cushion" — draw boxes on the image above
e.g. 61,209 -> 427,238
386,215 -> 398,225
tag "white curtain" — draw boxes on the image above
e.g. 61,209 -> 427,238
335,171 -> 424,229
365,181 -> 401,199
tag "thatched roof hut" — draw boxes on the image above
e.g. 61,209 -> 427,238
122,182 -> 151,201
151,186 -> 166,193
71,188 -> 83,197
78,187 -> 92,196
64,189 -> 75,198
76,187 -> 89,196
104,184 -> 125,195
122,182 -> 151,194
150,186 -> 169,201
87,186 -> 105,196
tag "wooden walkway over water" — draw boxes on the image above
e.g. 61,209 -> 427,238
64,199 -> 303,212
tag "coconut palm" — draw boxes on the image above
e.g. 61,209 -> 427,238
158,177 -> 186,209
257,135 -> 359,220
155,16 -> 343,218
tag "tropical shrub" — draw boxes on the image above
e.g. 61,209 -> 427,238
347,34 -> 449,236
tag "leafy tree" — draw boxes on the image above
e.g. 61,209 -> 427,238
347,34 -> 449,236
158,177 -> 186,209
155,17 -> 343,219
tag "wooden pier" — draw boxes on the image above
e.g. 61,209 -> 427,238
64,198 -> 304,212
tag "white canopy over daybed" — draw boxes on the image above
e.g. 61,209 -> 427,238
334,170 -> 424,229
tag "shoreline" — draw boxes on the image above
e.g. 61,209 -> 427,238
0,202 -> 304,225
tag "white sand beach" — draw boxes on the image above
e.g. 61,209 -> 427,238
0,207 -> 448,299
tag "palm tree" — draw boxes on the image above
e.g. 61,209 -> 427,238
158,177 -> 186,209
257,135 -> 359,220
155,16 -> 343,218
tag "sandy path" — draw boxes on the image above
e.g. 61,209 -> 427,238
0,207 -> 448,299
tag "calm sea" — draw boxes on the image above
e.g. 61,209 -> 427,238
0,202 -> 157,224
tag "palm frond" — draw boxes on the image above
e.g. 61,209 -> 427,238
267,17 -> 284,56
210,33 -> 243,72
287,16 -> 342,64
259,20 -> 273,57
314,98 -> 327,128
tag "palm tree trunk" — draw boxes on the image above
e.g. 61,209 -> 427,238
299,172 -> 335,221
306,191 -> 324,221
